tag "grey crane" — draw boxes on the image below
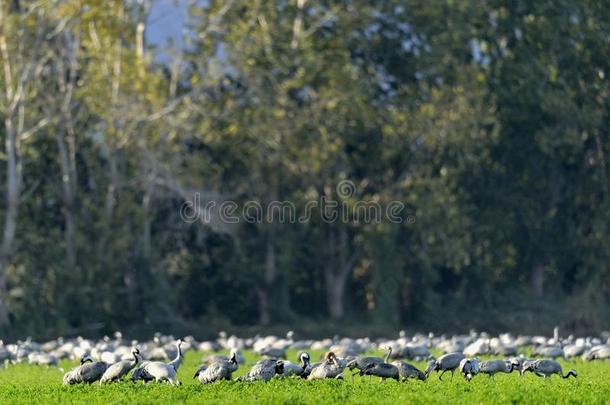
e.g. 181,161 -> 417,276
131,362 -> 154,383
202,349 -> 245,365
583,345 -> 610,361
138,361 -> 180,385
28,352 -> 58,366
63,355 -> 108,385
399,343 -> 430,361
346,354 -> 384,375
391,360 -> 426,381
239,359 -> 284,382
521,359 -> 577,379
100,348 -> 141,384
425,352 -> 465,380
280,352 -> 311,377
195,351 -> 239,384
193,364 -> 207,379
307,351 -> 344,380
459,358 -> 480,381
358,347 -> 399,381
360,362 -> 399,381
479,359 -> 518,377
533,346 -> 565,359
168,339 -> 184,371
202,354 -> 229,364
133,339 -> 183,385
258,347 -> 286,359
506,356 -> 533,371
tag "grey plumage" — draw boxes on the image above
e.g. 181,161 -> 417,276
532,346 -> 565,359
100,349 -> 141,384
479,359 -> 517,377
202,350 -> 246,365
506,356 -> 532,371
195,351 -> 239,383
257,347 -> 286,359
280,352 -> 310,377
135,340 -> 183,385
425,352 -> 465,380
193,364 -> 208,379
131,361 -> 155,383
459,358 -> 480,381
583,345 -> 610,361
521,359 -> 577,379
360,363 -> 399,381
307,352 -> 344,380
391,360 -> 426,381
346,356 -> 384,373
139,361 -> 180,385
358,346 -> 399,381
399,344 -> 430,360
63,355 -> 108,385
240,359 -> 284,382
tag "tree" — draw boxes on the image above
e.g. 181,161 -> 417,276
0,2 -> 54,326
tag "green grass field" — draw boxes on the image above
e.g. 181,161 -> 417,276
0,349 -> 607,404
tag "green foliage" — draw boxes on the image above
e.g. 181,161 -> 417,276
0,0 -> 609,336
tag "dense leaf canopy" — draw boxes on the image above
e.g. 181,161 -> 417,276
0,0 -> 608,338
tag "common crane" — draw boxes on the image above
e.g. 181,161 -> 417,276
100,348 -> 141,384
521,359 -> 577,379
63,355 -> 108,385
425,352 -> 465,380
195,350 -> 239,383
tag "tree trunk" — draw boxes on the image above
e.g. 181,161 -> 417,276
257,235 -> 276,325
0,119 -> 21,326
257,286 -> 270,325
141,179 -> 154,260
324,226 -> 358,320
531,261 -> 545,297
326,270 -> 346,320
56,132 -> 77,267
99,154 -> 118,255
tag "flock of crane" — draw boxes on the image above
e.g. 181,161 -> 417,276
2,329 -> 608,386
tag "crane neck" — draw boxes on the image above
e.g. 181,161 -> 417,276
384,347 -> 392,363
169,341 -> 183,369
132,352 -> 141,367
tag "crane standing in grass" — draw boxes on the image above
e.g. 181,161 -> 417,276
100,348 -> 142,384
239,359 -> 285,382
308,352 -> 344,380
425,352 -> 465,380
280,352 -> 311,377
346,354 -> 384,376
391,360 -> 426,381
459,358 -> 480,382
63,355 -> 108,385
359,347 -> 399,381
195,351 -> 239,384
479,359 -> 519,377
521,359 -> 577,379
137,340 -> 184,385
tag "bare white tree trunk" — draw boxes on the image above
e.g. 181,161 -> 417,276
54,30 -> 81,268
0,115 -> 21,326
0,6 -> 50,325
258,235 -> 275,325
324,226 -> 359,320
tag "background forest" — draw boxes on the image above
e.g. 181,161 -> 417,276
0,0 -> 609,339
